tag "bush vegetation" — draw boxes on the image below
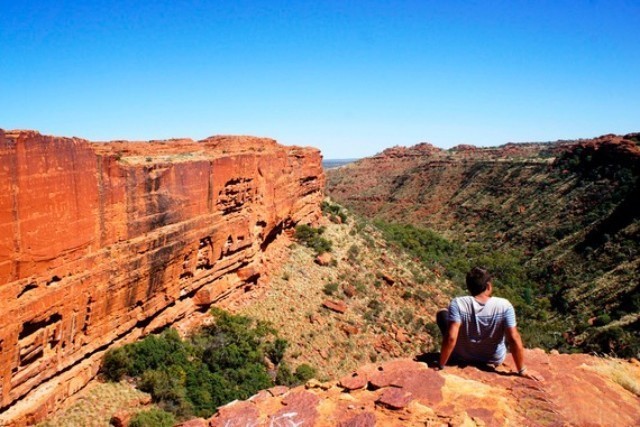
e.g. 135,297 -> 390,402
101,309 -> 314,420
321,201 -> 348,223
323,282 -> 339,295
374,221 -> 568,350
375,220 -> 640,356
129,409 -> 175,427
294,224 -> 333,255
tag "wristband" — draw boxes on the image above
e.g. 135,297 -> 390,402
517,367 -> 527,375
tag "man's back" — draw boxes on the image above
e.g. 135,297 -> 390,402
448,296 -> 516,365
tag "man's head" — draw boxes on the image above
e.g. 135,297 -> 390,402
466,267 -> 492,296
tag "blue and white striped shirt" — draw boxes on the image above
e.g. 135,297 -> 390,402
448,296 -> 516,365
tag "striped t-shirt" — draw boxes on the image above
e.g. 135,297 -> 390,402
448,296 -> 516,365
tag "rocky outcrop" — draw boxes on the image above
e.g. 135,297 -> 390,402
208,350 -> 640,426
0,129 -> 324,426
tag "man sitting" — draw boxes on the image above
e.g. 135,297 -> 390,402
436,267 -> 543,381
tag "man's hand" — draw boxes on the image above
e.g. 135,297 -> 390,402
505,327 -> 544,381
520,368 -> 544,382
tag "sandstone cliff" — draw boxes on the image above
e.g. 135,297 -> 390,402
0,129 -> 324,426
203,349 -> 640,426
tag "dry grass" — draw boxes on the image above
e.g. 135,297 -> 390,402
233,207 -> 453,379
37,381 -> 152,427
587,357 -> 640,398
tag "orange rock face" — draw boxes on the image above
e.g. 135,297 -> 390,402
0,129 -> 324,426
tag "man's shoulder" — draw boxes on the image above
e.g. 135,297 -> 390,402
490,297 -> 514,309
451,295 -> 474,304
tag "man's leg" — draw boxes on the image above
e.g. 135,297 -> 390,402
436,309 -> 449,338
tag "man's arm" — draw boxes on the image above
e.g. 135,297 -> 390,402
505,326 -> 544,381
438,321 -> 460,369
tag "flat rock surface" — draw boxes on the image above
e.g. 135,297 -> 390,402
206,351 -> 640,426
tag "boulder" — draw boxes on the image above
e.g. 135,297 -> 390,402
315,252 -> 333,266
322,299 -> 348,313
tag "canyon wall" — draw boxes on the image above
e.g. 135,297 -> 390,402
0,129 -> 324,425
327,134 -> 640,358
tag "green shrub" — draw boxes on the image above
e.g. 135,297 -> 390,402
582,325 -> 640,358
275,362 -> 316,386
129,409 -> 175,427
323,282 -> 339,295
275,362 -> 295,386
101,309 -> 314,420
347,244 -> 360,262
295,224 -> 333,255
594,314 -> 612,326
101,347 -> 132,381
321,201 -> 347,223
266,338 -> 289,365
294,364 -> 316,383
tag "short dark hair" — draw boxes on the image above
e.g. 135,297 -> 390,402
466,267 -> 492,296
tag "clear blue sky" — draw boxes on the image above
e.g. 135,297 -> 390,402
1,1 -> 638,158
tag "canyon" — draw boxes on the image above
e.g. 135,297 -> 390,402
2,128 -> 639,426
327,134 -> 640,356
0,129 -> 325,426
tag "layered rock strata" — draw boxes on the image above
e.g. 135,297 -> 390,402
0,129 -> 324,426
207,350 -> 640,426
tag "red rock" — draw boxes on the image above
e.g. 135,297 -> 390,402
338,412 -> 377,427
373,336 -> 396,355
339,371 -> 368,390
323,299 -> 348,313
248,389 -> 272,404
110,410 -> 131,427
136,394 -> 152,405
379,272 -> 395,285
236,266 -> 259,281
376,387 -> 413,409
204,353 -> 640,427
176,418 -> 208,427
194,288 -> 214,306
209,401 -> 260,427
389,368 -> 444,406
0,129 -> 325,426
267,385 -> 289,397
343,285 -> 356,298
341,324 -> 359,336
395,328 -> 408,343
466,408 -> 496,426
272,390 -> 320,426
315,252 -> 333,266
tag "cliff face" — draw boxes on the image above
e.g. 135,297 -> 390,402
206,350 -> 640,426
0,129 -> 324,425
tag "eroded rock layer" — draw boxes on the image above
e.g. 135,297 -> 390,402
0,129 -> 324,426
207,350 -> 640,427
